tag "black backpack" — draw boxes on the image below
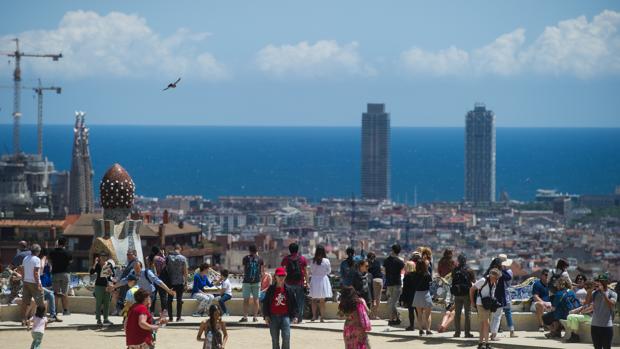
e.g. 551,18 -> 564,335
286,256 -> 302,282
450,267 -> 471,296
159,256 -> 171,286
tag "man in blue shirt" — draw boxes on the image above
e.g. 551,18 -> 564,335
191,263 -> 214,317
531,269 -> 552,332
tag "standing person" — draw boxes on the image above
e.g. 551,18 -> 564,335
366,252 -> 383,319
437,249 -> 456,278
11,240 -> 31,268
383,244 -> 405,326
450,254 -> 475,338
240,245 -> 264,323
21,244 -> 45,326
191,263 -> 215,317
197,304 -> 228,349
400,261 -> 418,331
30,305 -> 47,349
48,237 -> 72,316
339,286 -> 372,349
165,244 -> 189,322
280,242 -> 308,323
115,249 -> 138,316
412,257 -> 433,335
263,267 -> 298,349
217,270 -> 233,316
351,259 -> 373,309
309,245 -> 332,322
259,269 -> 273,307
121,275 -> 140,322
531,269 -> 552,332
340,247 -> 356,288
471,268 -> 502,349
419,247 -> 433,275
39,248 -> 61,322
584,273 -> 617,349
490,256 -> 516,340
125,289 -> 158,349
90,252 -> 116,326
147,246 -> 168,317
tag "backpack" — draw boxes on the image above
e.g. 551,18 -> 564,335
244,255 -> 261,283
286,256 -> 302,282
450,267 -> 471,296
158,256 -> 170,286
548,271 -> 562,294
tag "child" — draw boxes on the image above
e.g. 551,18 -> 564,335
31,305 -> 47,349
121,275 -> 139,323
339,286 -> 372,349
197,304 -> 228,349
217,270 -> 232,316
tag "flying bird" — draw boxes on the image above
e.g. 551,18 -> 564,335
163,77 -> 181,91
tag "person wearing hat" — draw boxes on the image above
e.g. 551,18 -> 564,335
121,274 -> 140,322
263,267 -> 298,349
490,254 -> 517,339
584,273 -> 617,349
90,252 -> 116,326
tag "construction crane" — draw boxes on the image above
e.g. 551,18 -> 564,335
1,38 -> 61,156
33,79 -> 61,156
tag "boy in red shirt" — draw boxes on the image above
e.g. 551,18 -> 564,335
263,267 -> 298,349
125,289 -> 159,349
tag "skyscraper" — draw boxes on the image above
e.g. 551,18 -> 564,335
69,111 -> 94,214
465,103 -> 496,203
361,103 -> 390,200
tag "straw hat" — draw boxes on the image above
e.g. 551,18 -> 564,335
498,253 -> 513,267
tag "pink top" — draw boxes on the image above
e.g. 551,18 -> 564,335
32,316 -> 47,333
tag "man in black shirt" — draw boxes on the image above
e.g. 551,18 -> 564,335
49,237 -> 72,315
383,244 -> 405,325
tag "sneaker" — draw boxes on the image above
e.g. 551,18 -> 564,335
392,319 -> 401,325
453,332 -> 461,338
538,326 -> 545,332
485,344 -> 492,349
239,317 -> 248,323
465,333 -> 475,338
52,316 -> 63,323
419,330 -> 424,336
223,313 -> 230,317
103,320 -> 113,326
510,331 -> 518,338
63,310 -> 71,316
405,325 -> 414,331
176,318 -> 184,322
426,330 -> 433,335
192,312 -> 203,317
97,320 -> 102,326
477,343 -> 484,349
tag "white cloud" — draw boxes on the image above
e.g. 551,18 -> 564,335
0,10 -> 228,80
256,40 -> 375,78
401,10 -> 620,78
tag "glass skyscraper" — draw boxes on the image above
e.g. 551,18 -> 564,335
361,103 -> 390,200
465,103 -> 496,203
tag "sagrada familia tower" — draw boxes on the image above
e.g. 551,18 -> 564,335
69,111 -> 94,214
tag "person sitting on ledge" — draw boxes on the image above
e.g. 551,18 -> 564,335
544,277 -> 580,339
531,269 -> 552,332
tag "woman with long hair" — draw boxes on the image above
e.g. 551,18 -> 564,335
197,304 -> 228,349
412,257 -> 433,335
309,245 -> 332,322
339,286 -> 371,349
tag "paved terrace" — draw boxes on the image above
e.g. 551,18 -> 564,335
1,297 -> 608,348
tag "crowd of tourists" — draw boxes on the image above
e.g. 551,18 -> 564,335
3,239 -> 619,349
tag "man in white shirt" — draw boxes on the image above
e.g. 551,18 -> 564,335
21,244 -> 45,325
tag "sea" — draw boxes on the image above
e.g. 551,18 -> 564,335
1,125 -> 619,203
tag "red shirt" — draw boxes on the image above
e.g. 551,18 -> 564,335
125,303 -> 153,346
270,287 -> 289,316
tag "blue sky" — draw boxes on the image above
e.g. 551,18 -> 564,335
0,0 -> 619,126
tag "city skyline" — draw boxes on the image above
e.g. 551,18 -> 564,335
0,1 -> 619,127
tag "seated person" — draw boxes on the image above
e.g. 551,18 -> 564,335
438,303 -> 455,333
544,278 -> 580,338
531,269 -> 552,332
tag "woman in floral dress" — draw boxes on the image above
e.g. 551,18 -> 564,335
339,286 -> 372,349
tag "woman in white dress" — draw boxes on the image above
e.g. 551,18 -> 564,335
309,245 -> 332,322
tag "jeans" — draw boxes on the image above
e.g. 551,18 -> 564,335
116,285 -> 128,312
287,284 -> 305,320
94,285 -> 111,321
386,285 -> 402,320
31,331 -> 44,349
43,288 -> 56,317
193,293 -> 214,314
454,294 -> 471,334
219,294 -> 232,314
591,325 -> 613,349
167,284 -> 185,320
150,285 -> 168,315
269,315 -> 291,349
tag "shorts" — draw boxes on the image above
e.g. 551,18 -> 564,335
530,301 -> 552,312
22,282 -> 44,307
242,283 -> 259,299
52,273 -> 70,295
372,278 -> 383,302
477,307 -> 494,322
